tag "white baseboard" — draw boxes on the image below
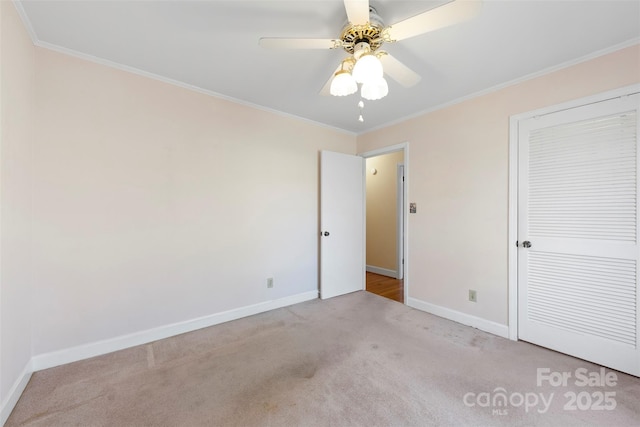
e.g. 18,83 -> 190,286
366,265 -> 397,278
31,290 -> 318,372
408,297 -> 509,339
1,360 -> 33,426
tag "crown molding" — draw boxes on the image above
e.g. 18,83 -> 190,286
34,41 -> 356,137
11,0 -> 38,42
12,0 -> 638,138
10,1 -> 355,137
359,37 -> 640,136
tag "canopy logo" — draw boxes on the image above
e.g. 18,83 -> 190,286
463,388 -> 553,415
463,367 -> 618,416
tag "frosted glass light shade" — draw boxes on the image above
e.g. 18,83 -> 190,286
330,71 -> 357,96
351,54 -> 383,84
361,76 -> 388,101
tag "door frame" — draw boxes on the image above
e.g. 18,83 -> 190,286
507,83 -> 640,341
397,164 -> 405,280
359,142 -> 409,304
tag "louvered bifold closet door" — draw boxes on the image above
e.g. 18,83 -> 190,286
518,94 -> 640,376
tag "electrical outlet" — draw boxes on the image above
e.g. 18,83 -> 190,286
267,278 -> 274,289
469,290 -> 477,303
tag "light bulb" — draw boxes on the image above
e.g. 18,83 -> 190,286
361,76 -> 388,101
330,70 -> 357,97
352,54 -> 383,84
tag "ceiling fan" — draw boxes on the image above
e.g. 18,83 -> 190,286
259,0 -> 482,102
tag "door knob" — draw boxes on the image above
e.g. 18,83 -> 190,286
323,231 -> 330,236
522,240 -> 532,248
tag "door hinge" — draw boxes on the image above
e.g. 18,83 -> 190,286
515,240 -> 519,247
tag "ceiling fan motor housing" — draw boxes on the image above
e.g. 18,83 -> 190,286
340,6 -> 386,54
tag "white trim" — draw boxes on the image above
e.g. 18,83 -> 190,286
366,265 -> 397,278
359,143 -> 405,158
361,38 -> 640,135
403,144 -> 409,304
396,164 -> 404,280
361,156 -> 366,293
11,0 -> 639,137
11,1 -> 38,43
408,297 -> 510,339
16,0 -> 347,134
0,360 -> 33,426
31,291 -> 317,372
359,142 -> 409,304
510,83 -> 640,123
507,83 -> 640,342
24,39 -> 355,138
508,113 -> 520,341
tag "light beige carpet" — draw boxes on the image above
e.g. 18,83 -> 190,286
7,291 -> 640,426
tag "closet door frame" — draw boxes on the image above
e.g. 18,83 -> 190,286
508,83 -> 640,341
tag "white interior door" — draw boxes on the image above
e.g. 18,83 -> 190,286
320,150 -> 364,299
518,94 -> 640,376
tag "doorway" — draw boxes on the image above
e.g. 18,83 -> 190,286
366,272 -> 404,303
361,144 -> 408,304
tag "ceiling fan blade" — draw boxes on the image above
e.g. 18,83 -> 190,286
386,0 -> 482,42
320,63 -> 344,96
259,38 -> 341,50
344,0 -> 370,25
380,54 -> 421,88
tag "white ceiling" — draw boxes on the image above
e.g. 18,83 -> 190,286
16,0 -> 640,134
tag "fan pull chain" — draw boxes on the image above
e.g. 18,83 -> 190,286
358,100 -> 365,122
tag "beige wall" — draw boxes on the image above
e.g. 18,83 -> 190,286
366,151 -> 403,273
30,48 -> 355,356
0,0 -> 35,410
357,44 -> 640,326
1,3 -> 356,412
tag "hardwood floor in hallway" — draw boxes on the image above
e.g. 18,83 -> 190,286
366,272 -> 404,303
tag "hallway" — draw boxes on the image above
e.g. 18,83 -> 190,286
365,272 -> 404,303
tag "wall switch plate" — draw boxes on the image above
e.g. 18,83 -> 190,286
469,290 -> 477,302
409,203 -> 417,214
267,278 -> 274,288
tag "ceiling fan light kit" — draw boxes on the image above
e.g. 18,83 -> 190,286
330,70 -> 358,96
361,76 -> 388,101
351,50 -> 383,84
260,0 -> 482,116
